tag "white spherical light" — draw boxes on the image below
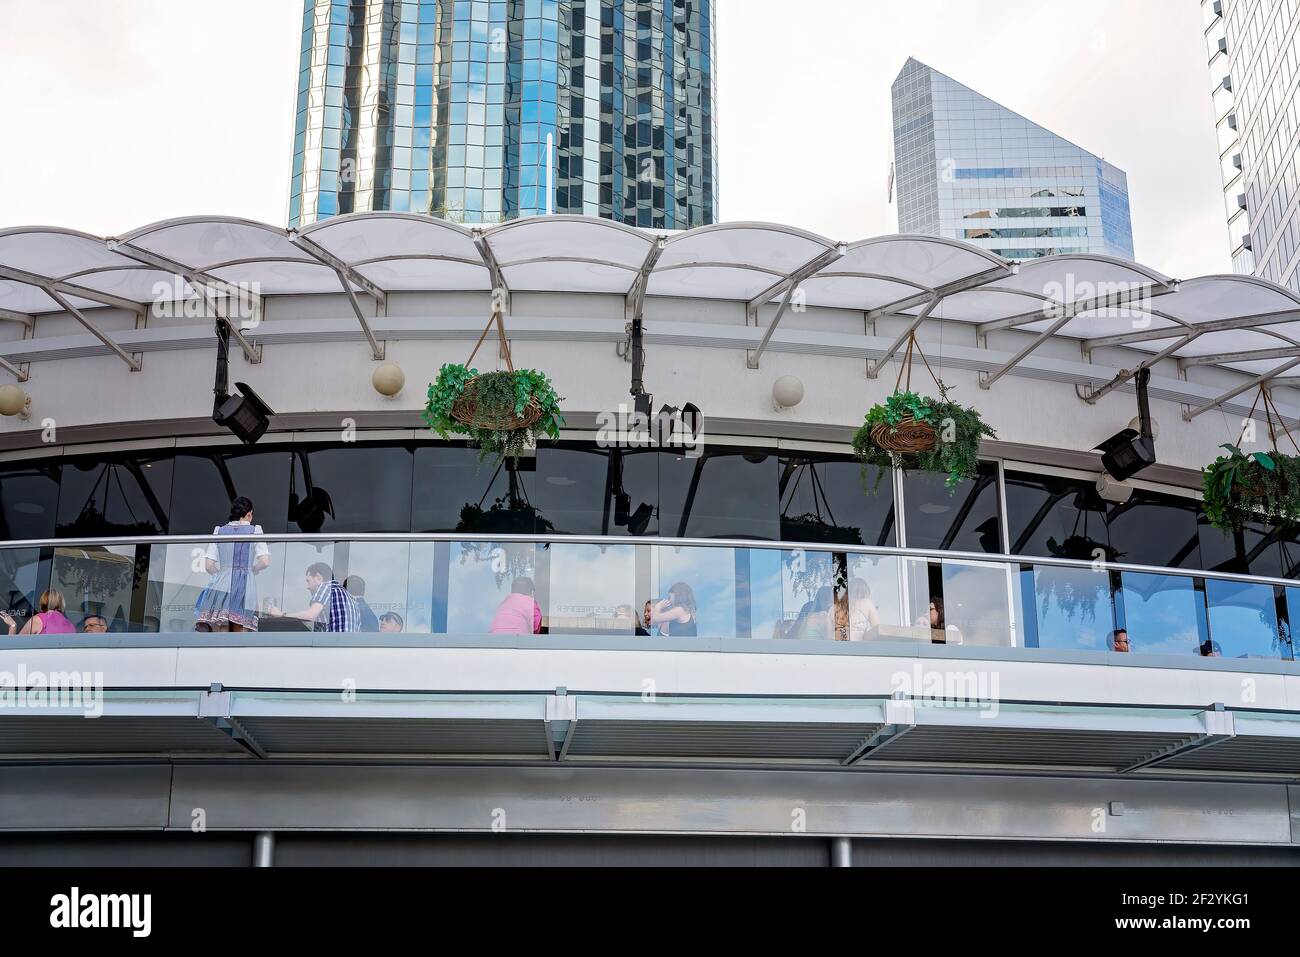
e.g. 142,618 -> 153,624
0,384 -> 29,417
772,375 -> 804,409
371,361 -> 405,397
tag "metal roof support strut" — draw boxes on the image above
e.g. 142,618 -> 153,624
746,242 -> 847,369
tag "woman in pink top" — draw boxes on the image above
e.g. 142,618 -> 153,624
1,589 -> 77,635
489,577 -> 542,635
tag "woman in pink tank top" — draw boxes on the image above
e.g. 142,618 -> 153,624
1,589 -> 77,635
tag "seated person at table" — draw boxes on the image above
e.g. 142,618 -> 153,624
267,563 -> 360,633
647,582 -> 697,637
81,614 -> 109,634
489,577 -> 542,635
378,611 -> 404,634
915,597 -> 963,644
0,590 -> 75,636
846,578 -> 881,641
344,576 -> 380,632
1109,629 -> 1130,653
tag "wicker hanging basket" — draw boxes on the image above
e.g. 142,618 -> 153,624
451,377 -> 543,431
869,413 -> 937,454
447,307 -> 541,431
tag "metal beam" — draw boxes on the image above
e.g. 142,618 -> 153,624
289,232 -> 387,310
472,229 -> 510,314
1083,307 -> 1300,350
625,237 -> 667,321
1183,357 -> 1300,421
977,281 -> 1176,336
865,264 -> 1011,320
1083,331 -> 1202,403
865,292 -> 943,378
979,284 -> 1177,391
746,242 -> 847,369
0,307 -> 33,326
42,286 -> 141,371
1179,344 -> 1300,368
0,357 -> 27,382
335,265 -> 384,360
0,265 -> 146,317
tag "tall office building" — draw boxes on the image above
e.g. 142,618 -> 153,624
891,58 -> 1135,262
1202,0 -> 1300,291
288,0 -> 719,230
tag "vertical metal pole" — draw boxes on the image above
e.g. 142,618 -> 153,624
830,836 -> 853,867
253,830 -> 275,868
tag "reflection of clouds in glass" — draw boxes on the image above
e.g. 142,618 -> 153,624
658,546 -> 735,637
748,549 -> 783,639
448,542 -> 529,633
340,542 -> 410,616
1033,566 -> 1111,651
1121,574 -> 1200,655
1206,580 -> 1278,658
550,544 -> 635,620
847,555 -> 903,627
405,543 -> 436,633
943,562 -> 1015,647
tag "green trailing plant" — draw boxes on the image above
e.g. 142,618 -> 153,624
423,363 -> 564,462
852,390 -> 996,492
1201,443 -> 1300,531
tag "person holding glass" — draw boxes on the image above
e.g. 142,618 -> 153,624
648,582 -> 698,637
194,496 -> 271,633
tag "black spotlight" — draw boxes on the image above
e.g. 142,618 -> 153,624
1094,367 -> 1156,481
212,319 -> 274,444
658,402 -> 704,444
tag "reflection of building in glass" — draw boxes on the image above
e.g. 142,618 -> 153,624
891,58 -> 1135,262
1201,0 -> 1300,290
289,0 -> 719,229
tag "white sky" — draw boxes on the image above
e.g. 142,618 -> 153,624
0,0 -> 1229,278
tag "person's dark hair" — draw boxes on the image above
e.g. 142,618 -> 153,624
512,576 -> 535,595
379,612 -> 404,628
668,581 -> 697,617
814,585 -> 834,613
82,614 -> 107,627
930,596 -> 945,629
228,496 -> 254,523
344,575 -> 366,596
307,562 -> 334,581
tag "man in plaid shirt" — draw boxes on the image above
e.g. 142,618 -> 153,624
269,562 -> 359,632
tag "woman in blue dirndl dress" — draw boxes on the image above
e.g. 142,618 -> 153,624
194,497 -> 271,632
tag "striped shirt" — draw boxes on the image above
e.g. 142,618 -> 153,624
311,579 -> 359,633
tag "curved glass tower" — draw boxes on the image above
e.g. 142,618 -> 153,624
288,0 -> 719,230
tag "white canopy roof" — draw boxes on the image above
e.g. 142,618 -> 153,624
1,212 -> 1298,415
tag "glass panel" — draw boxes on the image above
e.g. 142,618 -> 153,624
1107,490 -> 1201,569
50,544 -> 138,632
546,541 -> 637,635
1118,572 -> 1204,655
777,547 -> 840,641
534,445 -> 657,536
333,541 -> 413,633
658,448 -> 779,540
742,546 -> 783,639
1004,470 -> 1113,560
653,544 -> 735,638
0,546 -> 49,634
412,447 -> 537,533
403,542 -> 437,634
778,455 -> 896,547
272,541 -> 350,631
1205,578 -> 1284,660
169,448 -> 293,535
844,552 -> 905,640
901,462 -> 1001,553
290,445 -> 413,533
942,558 -> 1020,647
56,452 -> 174,537
446,540 -> 538,635
900,557 -> 941,642
0,459 -> 60,541
145,540 -> 289,634
1030,564 -> 1114,651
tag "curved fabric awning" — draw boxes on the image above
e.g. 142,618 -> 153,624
1,212 -> 1298,413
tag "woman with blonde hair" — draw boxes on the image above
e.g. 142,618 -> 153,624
0,589 -> 76,635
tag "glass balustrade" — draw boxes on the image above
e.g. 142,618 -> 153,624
0,534 -> 1294,665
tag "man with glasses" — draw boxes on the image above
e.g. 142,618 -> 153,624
80,614 -> 108,634
1110,629 -> 1130,653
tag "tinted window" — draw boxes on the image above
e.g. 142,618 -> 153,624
658,449 -> 779,540
0,459 -> 60,541
779,455 -> 895,547
1005,470 -> 1113,560
533,445 -> 658,536
901,462 -> 1002,553
413,446 -> 538,534
1107,489 -> 1201,569
56,451 -> 174,536
1198,520 -> 1285,579
291,444 -> 413,533
169,447 -> 292,534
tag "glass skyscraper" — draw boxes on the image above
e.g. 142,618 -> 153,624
288,0 -> 718,230
891,58 -> 1135,262
1202,0 -> 1300,291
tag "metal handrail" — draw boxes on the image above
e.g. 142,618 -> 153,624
6,531 -> 1299,591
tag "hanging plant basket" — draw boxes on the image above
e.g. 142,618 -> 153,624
1202,388 -> 1300,532
423,310 -> 563,462
851,334 -> 995,492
